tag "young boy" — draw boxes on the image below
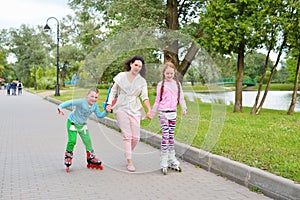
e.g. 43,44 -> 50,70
57,88 -> 107,172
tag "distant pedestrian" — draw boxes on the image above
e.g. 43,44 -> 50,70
6,82 -> 11,95
151,62 -> 187,175
105,55 -> 152,172
10,81 -> 17,95
57,87 -> 107,172
17,81 -> 23,95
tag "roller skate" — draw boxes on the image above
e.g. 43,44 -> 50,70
64,151 -> 73,173
160,153 -> 168,175
168,150 -> 182,172
86,150 -> 103,170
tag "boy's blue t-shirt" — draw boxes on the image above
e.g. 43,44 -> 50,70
58,98 -> 107,124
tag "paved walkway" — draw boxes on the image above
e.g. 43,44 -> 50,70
0,90 -> 271,199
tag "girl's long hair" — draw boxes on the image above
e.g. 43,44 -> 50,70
160,62 -> 180,103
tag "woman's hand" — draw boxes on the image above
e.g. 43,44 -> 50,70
146,111 -> 153,119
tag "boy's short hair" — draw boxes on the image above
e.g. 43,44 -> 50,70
88,88 -> 99,94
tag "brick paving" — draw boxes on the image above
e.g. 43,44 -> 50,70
0,90 -> 272,199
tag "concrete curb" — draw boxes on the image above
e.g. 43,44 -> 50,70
45,96 -> 300,200
139,128 -> 300,200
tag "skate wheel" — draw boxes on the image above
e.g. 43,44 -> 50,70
98,165 -> 104,170
178,167 -> 182,172
66,167 -> 69,173
87,164 -> 103,170
162,168 -> 167,175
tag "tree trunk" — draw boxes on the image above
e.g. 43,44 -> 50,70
234,43 -> 245,113
179,42 -> 199,75
164,0 -> 200,81
166,0 -> 179,30
164,0 -> 179,67
255,66 -> 275,114
250,40 -> 274,114
255,36 -> 287,114
250,57 -> 268,114
164,43 -> 179,66
287,53 -> 300,115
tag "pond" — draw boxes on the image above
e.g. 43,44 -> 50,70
184,91 -> 300,112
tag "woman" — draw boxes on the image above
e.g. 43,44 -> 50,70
106,55 -> 152,172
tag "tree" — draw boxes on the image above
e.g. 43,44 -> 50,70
210,53 -> 236,79
251,0 -> 299,115
252,35 -> 287,114
69,0 -> 205,82
59,45 -> 85,86
164,0 -> 204,81
244,52 -> 273,80
2,26 -> 51,87
0,51 -> 6,76
199,0 -> 283,113
287,53 -> 300,115
273,66 -> 289,83
286,0 -> 300,115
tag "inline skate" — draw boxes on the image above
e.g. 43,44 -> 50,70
64,151 -> 73,173
86,150 -> 103,170
168,150 -> 182,172
160,153 -> 168,175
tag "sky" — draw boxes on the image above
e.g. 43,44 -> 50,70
0,0 -> 74,29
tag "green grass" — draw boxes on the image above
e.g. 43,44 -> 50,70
210,107 -> 300,182
41,85 -> 299,183
252,83 -> 296,91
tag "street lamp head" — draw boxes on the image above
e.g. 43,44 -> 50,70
44,24 -> 51,32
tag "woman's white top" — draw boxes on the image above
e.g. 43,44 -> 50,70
107,72 -> 149,118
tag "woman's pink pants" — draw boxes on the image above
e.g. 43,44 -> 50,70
116,111 -> 140,160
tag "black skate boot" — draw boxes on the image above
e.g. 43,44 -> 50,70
64,151 -> 73,172
86,150 -> 103,170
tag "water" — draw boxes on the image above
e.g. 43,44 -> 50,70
184,91 -> 300,112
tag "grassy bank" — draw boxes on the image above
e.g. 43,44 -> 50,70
37,85 -> 299,183
252,83 -> 296,91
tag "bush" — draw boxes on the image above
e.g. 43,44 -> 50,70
36,77 -> 56,90
97,83 -> 111,89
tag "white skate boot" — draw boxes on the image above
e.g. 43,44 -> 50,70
160,153 -> 168,175
168,150 -> 182,172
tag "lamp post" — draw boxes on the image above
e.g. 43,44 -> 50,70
44,17 -> 60,96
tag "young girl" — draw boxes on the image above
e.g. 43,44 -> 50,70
151,62 -> 187,175
106,55 -> 152,172
57,88 -> 107,172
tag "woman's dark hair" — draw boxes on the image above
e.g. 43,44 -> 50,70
124,55 -> 146,78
